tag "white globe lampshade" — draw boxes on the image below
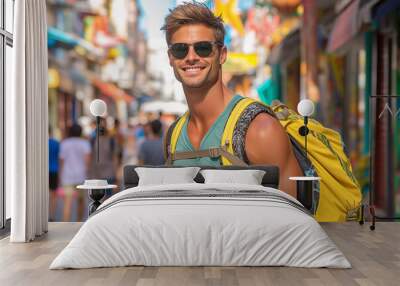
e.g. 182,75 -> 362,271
90,99 -> 107,117
297,99 -> 314,117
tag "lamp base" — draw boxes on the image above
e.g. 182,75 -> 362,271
88,189 -> 106,215
296,180 -> 313,210
298,125 -> 309,136
289,176 -> 320,211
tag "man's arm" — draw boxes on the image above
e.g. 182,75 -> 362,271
244,113 -> 303,197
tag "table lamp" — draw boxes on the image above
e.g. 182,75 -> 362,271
89,99 -> 107,162
78,99 -> 116,215
297,99 -> 314,159
290,99 -> 317,211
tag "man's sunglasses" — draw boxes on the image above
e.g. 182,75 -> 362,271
169,41 -> 223,59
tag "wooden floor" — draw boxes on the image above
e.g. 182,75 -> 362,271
0,222 -> 399,286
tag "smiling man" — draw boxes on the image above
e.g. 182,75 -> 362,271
161,2 -> 303,197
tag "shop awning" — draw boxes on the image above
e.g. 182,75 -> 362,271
48,27 -> 78,48
327,0 -> 360,53
92,78 -> 134,103
48,27 -> 104,57
327,0 -> 381,53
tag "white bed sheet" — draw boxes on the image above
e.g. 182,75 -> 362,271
50,183 -> 350,269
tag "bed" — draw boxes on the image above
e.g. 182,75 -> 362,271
50,165 -> 350,269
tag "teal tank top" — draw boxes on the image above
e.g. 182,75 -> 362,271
173,95 -> 243,166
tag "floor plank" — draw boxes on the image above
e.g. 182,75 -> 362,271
0,222 -> 399,286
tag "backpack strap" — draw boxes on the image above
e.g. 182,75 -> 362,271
220,97 -> 255,165
163,120 -> 177,162
221,97 -> 277,165
164,112 -> 188,165
167,145 -> 248,166
270,100 -> 289,118
164,105 -> 248,166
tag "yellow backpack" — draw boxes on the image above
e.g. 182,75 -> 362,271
164,97 -> 362,222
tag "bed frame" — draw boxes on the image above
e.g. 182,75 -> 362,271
123,165 -> 280,190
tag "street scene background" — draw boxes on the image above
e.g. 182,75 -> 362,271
46,0 -> 400,221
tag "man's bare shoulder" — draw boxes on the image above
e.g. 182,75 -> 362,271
246,113 -> 286,141
244,112 -> 302,197
245,113 -> 291,163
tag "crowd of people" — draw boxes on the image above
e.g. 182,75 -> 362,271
48,117 -> 167,222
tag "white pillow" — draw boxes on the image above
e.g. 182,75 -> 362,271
135,167 -> 201,186
200,169 -> 266,185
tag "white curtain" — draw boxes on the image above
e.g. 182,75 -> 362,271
7,0 -> 48,242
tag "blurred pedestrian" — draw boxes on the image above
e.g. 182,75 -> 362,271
48,126 -> 60,221
89,119 -> 118,197
111,118 -> 125,184
112,118 -> 124,166
122,124 -> 139,166
138,119 -> 165,165
59,124 -> 91,221
135,123 -> 146,149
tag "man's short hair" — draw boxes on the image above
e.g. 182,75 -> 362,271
68,124 -> 82,138
161,2 -> 225,45
150,119 -> 163,137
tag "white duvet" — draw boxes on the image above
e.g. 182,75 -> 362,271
50,183 -> 351,269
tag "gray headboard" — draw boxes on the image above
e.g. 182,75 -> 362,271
123,165 -> 280,190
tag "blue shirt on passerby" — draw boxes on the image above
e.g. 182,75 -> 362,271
49,138 -> 60,173
138,138 -> 165,165
135,127 -> 145,141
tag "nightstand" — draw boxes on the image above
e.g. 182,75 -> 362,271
289,176 -> 321,210
77,180 -> 117,215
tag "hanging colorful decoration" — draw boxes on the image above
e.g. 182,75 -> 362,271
238,0 -> 255,11
214,0 -> 245,37
223,52 -> 258,74
271,0 -> 301,12
48,69 -> 61,89
224,25 -> 233,48
246,7 -> 280,46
